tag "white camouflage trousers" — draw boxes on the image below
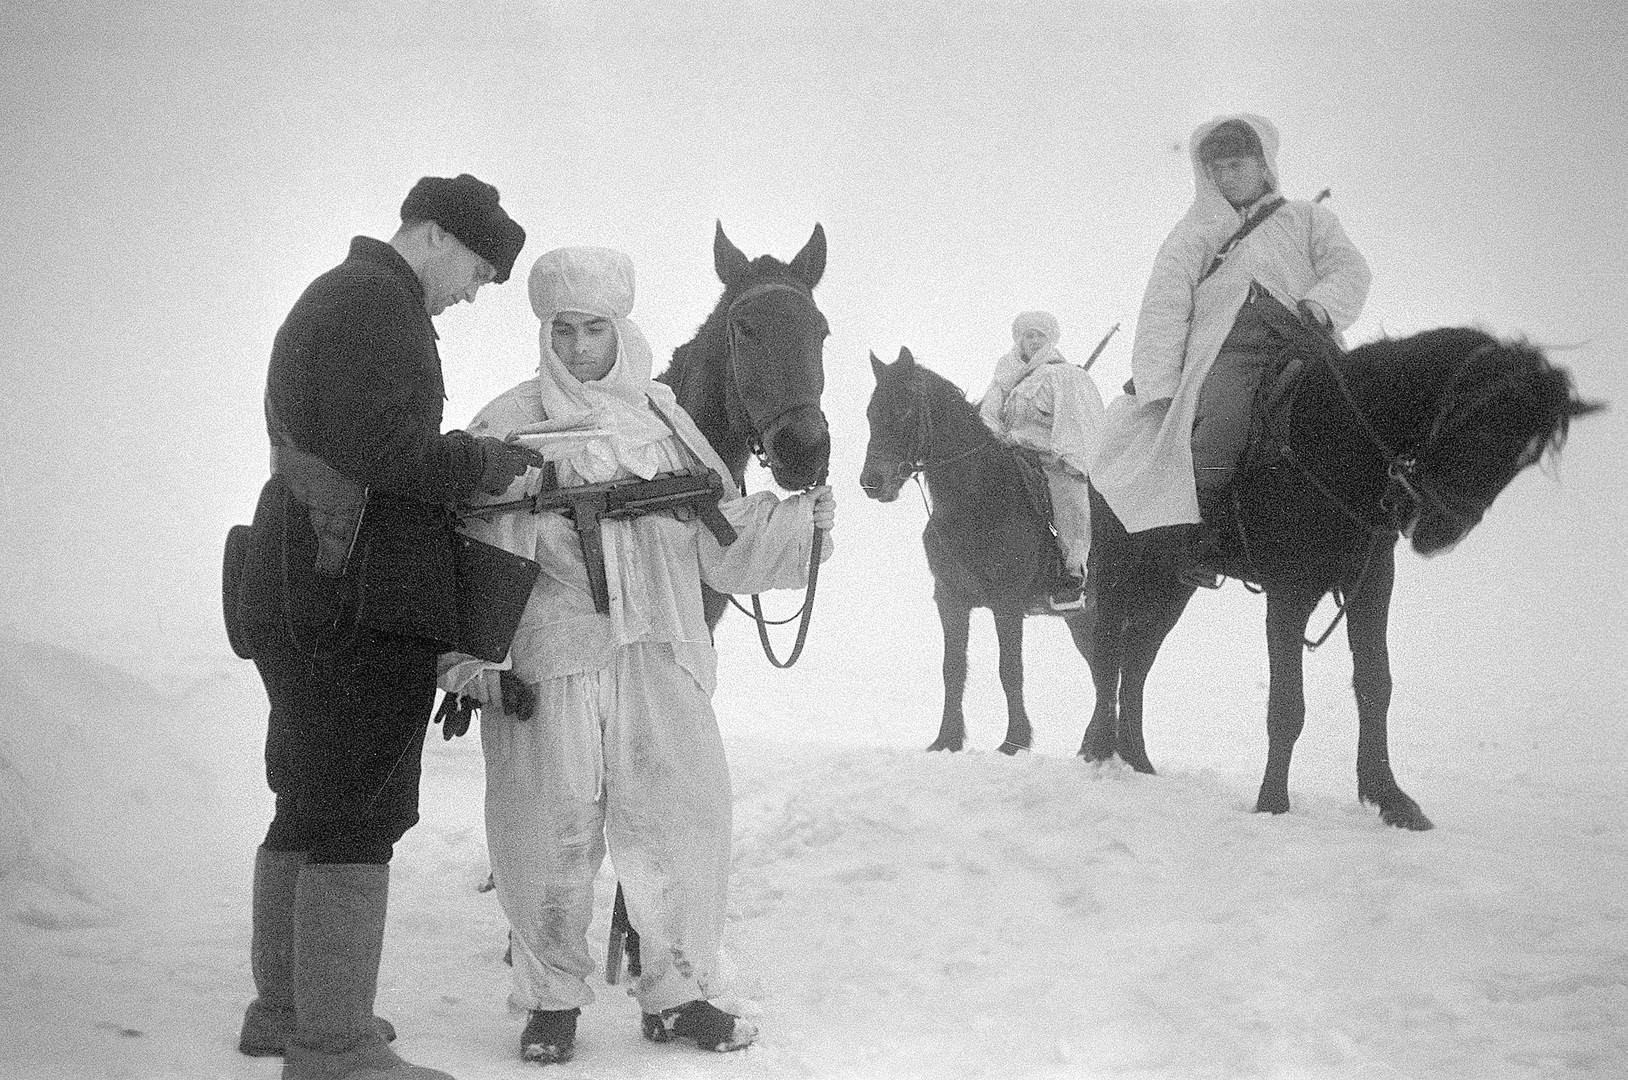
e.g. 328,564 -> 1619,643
480,642 -> 733,1014
1045,465 -> 1092,577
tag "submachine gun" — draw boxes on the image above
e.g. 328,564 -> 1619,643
459,468 -> 738,614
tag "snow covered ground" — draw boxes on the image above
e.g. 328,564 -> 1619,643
3,467 -> 1626,1080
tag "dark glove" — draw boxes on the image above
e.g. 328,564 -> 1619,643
499,669 -> 535,721
475,437 -> 547,496
433,691 -> 478,740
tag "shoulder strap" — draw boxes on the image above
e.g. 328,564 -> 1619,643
1197,196 -> 1287,286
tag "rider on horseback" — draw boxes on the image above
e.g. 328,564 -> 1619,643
1091,113 -> 1371,587
977,311 -> 1106,611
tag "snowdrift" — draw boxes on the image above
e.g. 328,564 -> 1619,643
4,637 -> 1623,1078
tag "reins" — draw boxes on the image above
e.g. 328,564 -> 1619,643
886,373 -> 988,514
721,280 -> 826,668
724,500 -> 825,669
1229,483 -> 1386,650
1315,338 -> 1502,535
1236,334 -> 1501,649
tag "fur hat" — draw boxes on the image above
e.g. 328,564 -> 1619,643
1197,119 -> 1264,163
400,173 -> 526,283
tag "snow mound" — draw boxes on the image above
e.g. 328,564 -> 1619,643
0,637 -> 262,924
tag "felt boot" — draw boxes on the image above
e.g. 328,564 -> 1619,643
239,847 -> 397,1056
282,863 -> 451,1080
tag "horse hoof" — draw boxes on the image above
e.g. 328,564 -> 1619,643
926,738 -> 964,753
1378,802 -> 1434,831
1255,793 -> 1290,814
996,740 -> 1030,756
1361,786 -> 1434,830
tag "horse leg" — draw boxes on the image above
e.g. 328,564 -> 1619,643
992,606 -> 1031,754
1111,579 -> 1193,774
927,598 -> 971,752
1257,588 -> 1319,813
1344,544 -> 1433,830
1077,578 -> 1123,762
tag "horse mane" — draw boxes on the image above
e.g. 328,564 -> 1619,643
658,253 -> 811,390
1351,327 -> 1583,464
913,361 -> 981,421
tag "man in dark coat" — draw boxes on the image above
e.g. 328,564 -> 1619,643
233,174 -> 537,1080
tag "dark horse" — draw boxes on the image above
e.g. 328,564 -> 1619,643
605,223 -> 831,974
860,347 -> 1093,753
1084,310 -> 1602,829
657,222 -> 831,627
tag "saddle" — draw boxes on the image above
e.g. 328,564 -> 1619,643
1204,296 -> 1340,547
1010,445 -> 1077,596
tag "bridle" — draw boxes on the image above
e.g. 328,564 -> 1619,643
1244,338 -> 1513,650
725,281 -> 826,476
873,372 -> 985,511
1288,338 -> 1510,539
721,280 -> 829,667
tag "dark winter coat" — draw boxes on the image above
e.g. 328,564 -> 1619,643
236,236 -> 491,651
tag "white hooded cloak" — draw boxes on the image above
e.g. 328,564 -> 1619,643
977,311 -> 1105,573
1090,113 -> 1371,533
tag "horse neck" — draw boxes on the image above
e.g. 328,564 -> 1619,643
669,314 -> 749,475
920,387 -> 998,505
1335,345 -> 1464,459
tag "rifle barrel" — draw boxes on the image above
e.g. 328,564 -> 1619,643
1082,323 -> 1120,371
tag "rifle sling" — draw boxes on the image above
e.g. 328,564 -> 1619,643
1197,196 -> 1287,286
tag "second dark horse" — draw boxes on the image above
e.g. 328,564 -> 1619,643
657,222 -> 831,629
860,347 -> 1093,754
1084,310 -> 1601,830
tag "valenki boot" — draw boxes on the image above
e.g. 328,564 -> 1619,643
283,863 -> 452,1080
239,846 -> 397,1056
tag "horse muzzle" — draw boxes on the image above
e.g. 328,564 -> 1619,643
761,404 -> 830,490
1407,507 -> 1477,557
858,458 -> 906,503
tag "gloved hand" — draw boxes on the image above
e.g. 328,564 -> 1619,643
433,691 -> 478,739
475,436 -> 547,496
499,670 -> 536,721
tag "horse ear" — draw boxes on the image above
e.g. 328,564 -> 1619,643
870,351 -> 886,381
713,221 -> 751,288
1568,397 -> 1607,419
787,223 -> 827,288
897,345 -> 915,366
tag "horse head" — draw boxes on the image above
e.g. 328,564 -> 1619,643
715,221 -> 831,490
860,346 -> 927,503
1392,330 -> 1604,555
